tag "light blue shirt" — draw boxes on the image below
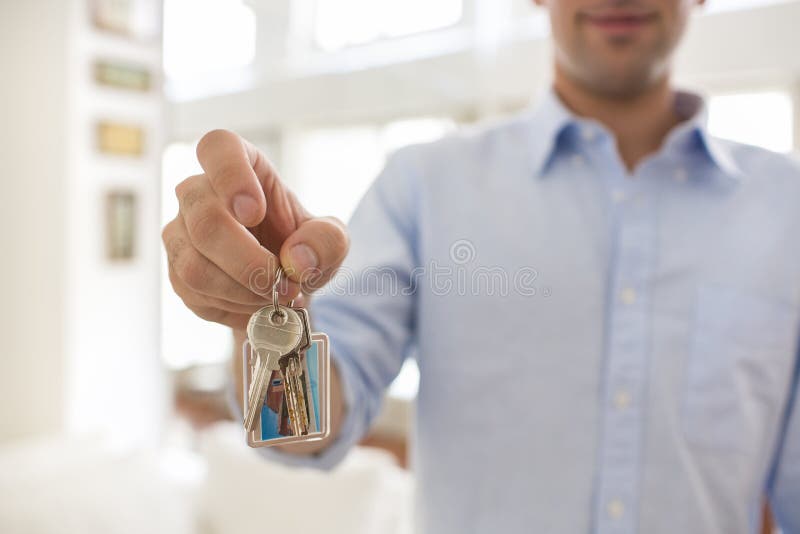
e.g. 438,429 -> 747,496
257,89 -> 800,534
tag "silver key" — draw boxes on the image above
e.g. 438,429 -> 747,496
244,304 -> 306,432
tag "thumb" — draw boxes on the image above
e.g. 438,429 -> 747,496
280,217 -> 350,292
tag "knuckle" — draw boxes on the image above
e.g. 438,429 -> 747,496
177,253 -> 211,291
175,176 -> 206,211
161,220 -> 174,247
164,234 -> 188,269
174,176 -> 193,200
186,207 -> 222,244
180,186 -> 206,214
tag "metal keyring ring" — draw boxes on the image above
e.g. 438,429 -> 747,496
271,266 -> 284,320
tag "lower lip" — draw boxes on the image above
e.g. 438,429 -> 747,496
584,15 -> 655,34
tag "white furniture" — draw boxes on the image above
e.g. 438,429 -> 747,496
0,423 -> 413,534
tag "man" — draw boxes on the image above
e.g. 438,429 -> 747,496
162,0 -> 800,532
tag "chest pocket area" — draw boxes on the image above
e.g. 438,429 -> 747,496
684,284 -> 799,453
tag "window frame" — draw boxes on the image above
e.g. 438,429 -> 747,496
307,0 -> 468,53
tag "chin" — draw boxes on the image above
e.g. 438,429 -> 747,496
581,66 -> 662,99
580,51 -> 668,97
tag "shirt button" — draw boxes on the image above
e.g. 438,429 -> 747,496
674,168 -> 689,183
581,127 -> 596,142
572,154 -> 586,166
611,189 -> 626,203
613,390 -> 632,409
620,287 -> 637,305
607,499 -> 625,519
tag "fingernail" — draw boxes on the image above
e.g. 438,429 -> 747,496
289,244 -> 319,276
233,194 -> 258,224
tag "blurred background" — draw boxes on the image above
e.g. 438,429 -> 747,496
1,0 -> 799,532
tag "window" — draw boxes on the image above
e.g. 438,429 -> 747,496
284,117 -> 456,222
703,0 -> 795,14
389,358 -> 421,401
283,126 -> 385,222
313,0 -> 463,51
707,91 -> 794,153
163,0 -> 256,99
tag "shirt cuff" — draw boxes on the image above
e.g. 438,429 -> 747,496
224,349 -> 366,471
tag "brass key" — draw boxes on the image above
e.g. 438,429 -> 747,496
278,305 -> 312,435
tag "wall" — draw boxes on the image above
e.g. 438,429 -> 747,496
63,0 -> 166,447
0,0 -> 69,441
0,0 -> 166,445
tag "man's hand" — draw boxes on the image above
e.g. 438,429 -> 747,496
161,129 -> 350,331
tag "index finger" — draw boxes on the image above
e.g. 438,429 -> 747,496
195,129 -> 276,227
175,177 -> 299,300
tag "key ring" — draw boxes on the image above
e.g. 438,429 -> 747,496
271,266 -> 285,322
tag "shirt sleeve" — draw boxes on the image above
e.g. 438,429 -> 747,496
769,341 -> 800,532
231,148 -> 421,470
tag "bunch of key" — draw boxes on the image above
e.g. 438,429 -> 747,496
242,266 -> 330,447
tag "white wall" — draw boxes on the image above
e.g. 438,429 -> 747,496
0,0 -> 166,445
64,0 -> 167,447
0,0 -> 70,441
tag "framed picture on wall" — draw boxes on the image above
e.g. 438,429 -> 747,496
94,60 -> 152,92
90,0 -> 161,41
96,121 -> 145,156
105,190 -> 137,261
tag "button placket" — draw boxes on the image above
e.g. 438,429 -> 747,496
593,181 -> 656,534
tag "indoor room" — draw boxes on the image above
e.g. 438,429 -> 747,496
1,1 -> 799,533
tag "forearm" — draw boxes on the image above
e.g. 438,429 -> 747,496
231,328 -> 347,456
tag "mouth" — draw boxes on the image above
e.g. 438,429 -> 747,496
580,10 -> 658,34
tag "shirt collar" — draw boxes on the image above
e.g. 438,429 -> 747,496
663,91 -> 743,180
526,88 -> 576,177
527,87 -> 743,180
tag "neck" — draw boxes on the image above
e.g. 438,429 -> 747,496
553,64 -> 680,172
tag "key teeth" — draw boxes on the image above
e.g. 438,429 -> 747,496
280,353 -> 310,437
